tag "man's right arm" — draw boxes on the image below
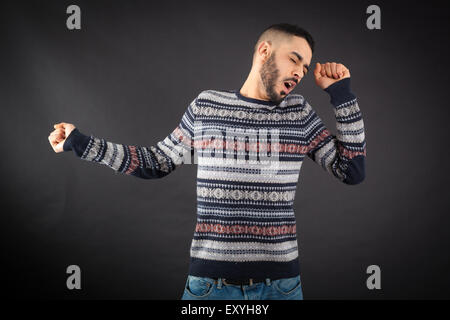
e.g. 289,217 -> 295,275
49,98 -> 197,179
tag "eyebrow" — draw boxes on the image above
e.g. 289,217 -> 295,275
290,51 -> 309,72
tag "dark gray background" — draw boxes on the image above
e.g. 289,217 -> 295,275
1,0 -> 449,299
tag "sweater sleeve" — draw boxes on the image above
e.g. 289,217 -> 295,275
62,98 -> 197,179
305,78 -> 366,185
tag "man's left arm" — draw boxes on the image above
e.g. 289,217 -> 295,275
306,62 -> 366,185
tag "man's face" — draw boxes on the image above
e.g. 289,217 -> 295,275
259,36 -> 312,104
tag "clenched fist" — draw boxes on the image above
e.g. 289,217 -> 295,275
314,62 -> 351,90
48,122 -> 76,153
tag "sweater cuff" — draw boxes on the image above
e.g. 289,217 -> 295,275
323,77 -> 356,107
63,128 -> 91,158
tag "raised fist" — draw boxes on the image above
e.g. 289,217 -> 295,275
48,122 -> 76,153
314,62 -> 351,90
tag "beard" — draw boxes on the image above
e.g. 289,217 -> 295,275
259,52 -> 286,105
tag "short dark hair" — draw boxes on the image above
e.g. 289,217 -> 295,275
255,23 -> 315,54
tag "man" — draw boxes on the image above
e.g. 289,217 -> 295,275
48,23 -> 366,300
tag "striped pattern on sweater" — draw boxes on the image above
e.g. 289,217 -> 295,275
63,77 -> 366,279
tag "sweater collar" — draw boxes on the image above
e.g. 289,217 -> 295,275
233,90 -> 287,109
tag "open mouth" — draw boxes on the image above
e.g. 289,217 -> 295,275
283,80 -> 296,93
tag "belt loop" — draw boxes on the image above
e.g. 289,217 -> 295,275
217,278 -> 223,289
265,278 -> 271,286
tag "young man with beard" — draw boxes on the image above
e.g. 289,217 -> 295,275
48,23 -> 366,300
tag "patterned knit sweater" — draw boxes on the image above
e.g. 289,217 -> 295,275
63,78 -> 366,280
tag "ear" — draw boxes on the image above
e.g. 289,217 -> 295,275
257,40 -> 272,62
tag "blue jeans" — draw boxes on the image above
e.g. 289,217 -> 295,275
181,275 -> 303,300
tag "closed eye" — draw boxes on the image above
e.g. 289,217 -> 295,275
291,57 -> 308,75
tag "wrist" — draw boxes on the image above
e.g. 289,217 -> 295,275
324,77 -> 356,107
63,128 -> 91,157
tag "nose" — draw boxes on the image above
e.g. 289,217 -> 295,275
293,70 -> 303,82
293,72 -> 301,83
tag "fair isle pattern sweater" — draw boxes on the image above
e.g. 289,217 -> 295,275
63,78 -> 366,280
